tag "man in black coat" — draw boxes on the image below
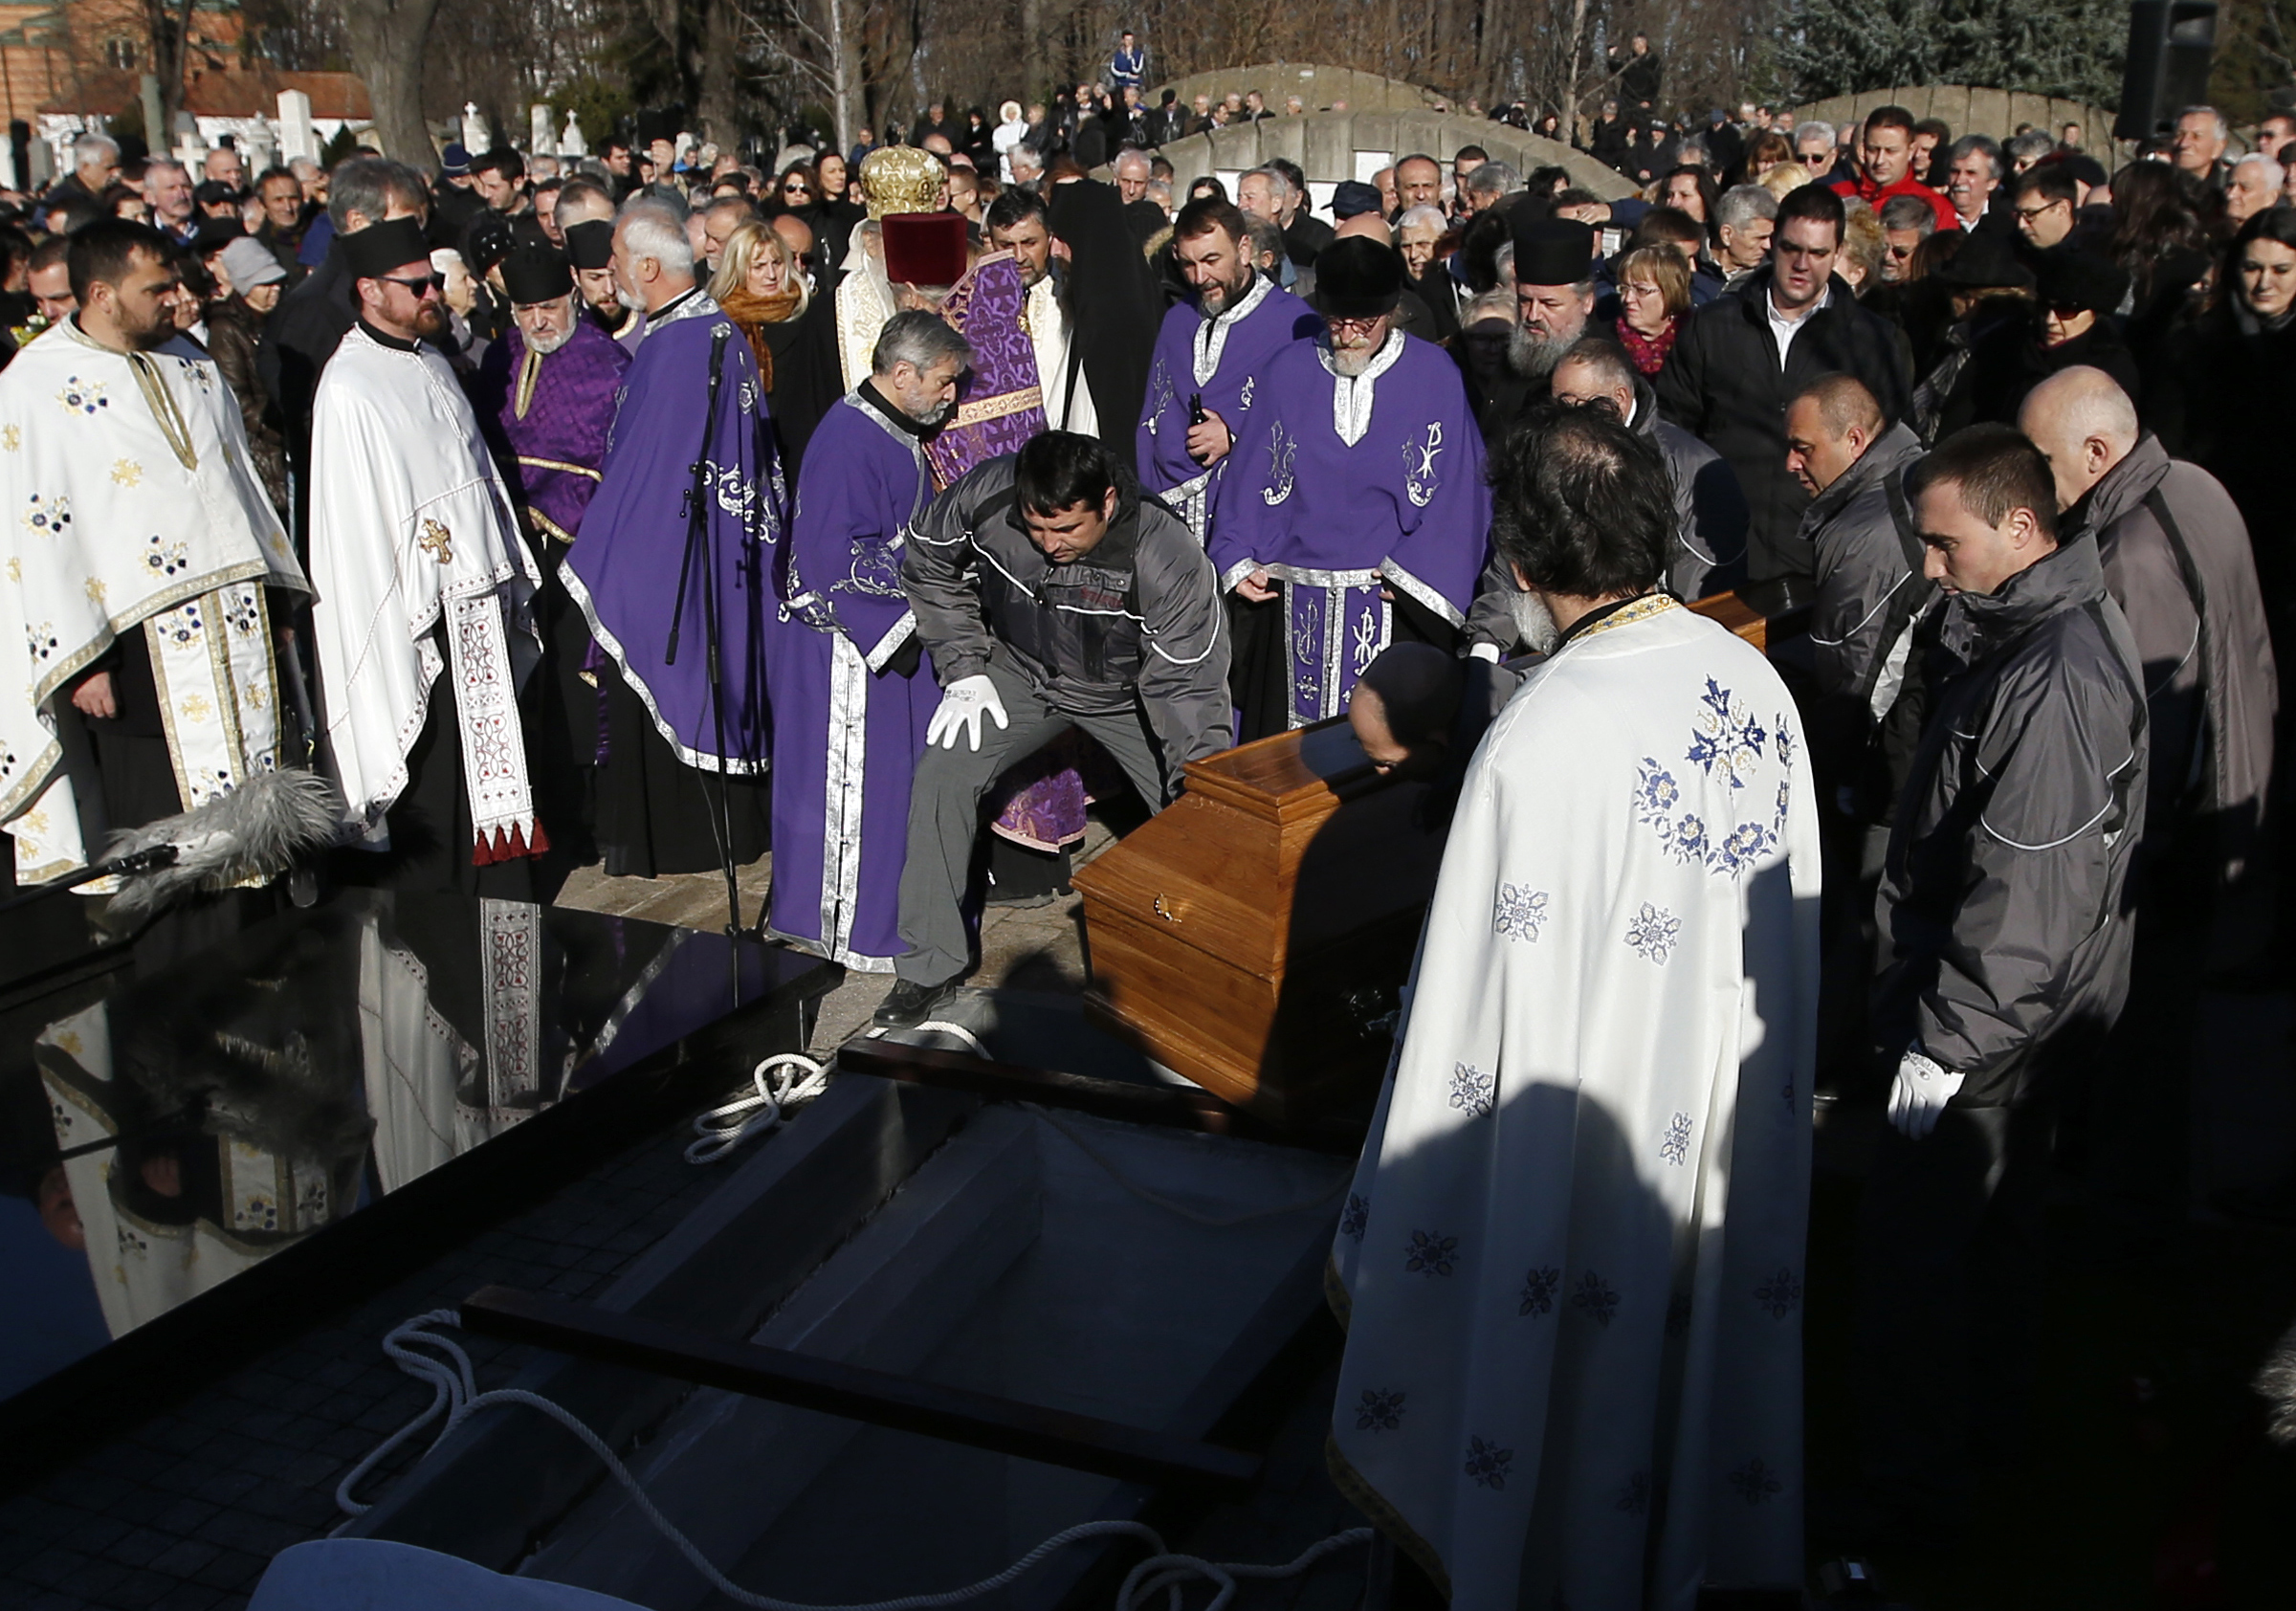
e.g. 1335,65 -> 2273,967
1656,183 -> 1910,598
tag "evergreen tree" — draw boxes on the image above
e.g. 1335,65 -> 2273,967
1778,0 -> 2125,106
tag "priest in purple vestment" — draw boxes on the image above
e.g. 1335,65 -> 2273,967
470,247 -> 630,852
1137,196 -> 1319,541
765,312 -> 971,970
1207,237 -> 1491,741
562,199 -> 783,883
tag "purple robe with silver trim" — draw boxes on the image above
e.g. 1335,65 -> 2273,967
563,292 -> 785,774
470,320 -> 629,544
1208,330 -> 1490,729
1136,275 -> 1318,540
764,391 -> 940,970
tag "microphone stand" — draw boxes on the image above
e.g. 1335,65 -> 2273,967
666,321 -> 746,942
0,845 -> 180,919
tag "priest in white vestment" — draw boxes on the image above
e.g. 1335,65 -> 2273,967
985,190 -> 1097,437
0,219 -> 307,891
1328,408 -> 1821,1611
306,218 -> 551,896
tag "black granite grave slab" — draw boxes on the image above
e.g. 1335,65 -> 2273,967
0,890 -> 836,1482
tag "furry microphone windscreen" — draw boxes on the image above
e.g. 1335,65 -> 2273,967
101,769 -> 344,925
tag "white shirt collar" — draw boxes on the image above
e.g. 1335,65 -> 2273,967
1767,280 -> 1830,327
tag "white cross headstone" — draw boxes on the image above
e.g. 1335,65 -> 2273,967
560,111 -> 585,157
276,89 -> 316,162
461,102 -> 491,156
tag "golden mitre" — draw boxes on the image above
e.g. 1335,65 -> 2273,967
859,145 -> 945,219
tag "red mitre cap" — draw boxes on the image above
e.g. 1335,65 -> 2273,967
882,212 -> 968,288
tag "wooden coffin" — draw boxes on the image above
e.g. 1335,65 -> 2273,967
1689,587 -> 1771,650
1071,719 -> 1446,1128
1072,589 -> 1776,1128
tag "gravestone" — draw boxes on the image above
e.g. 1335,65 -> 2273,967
276,90 -> 316,162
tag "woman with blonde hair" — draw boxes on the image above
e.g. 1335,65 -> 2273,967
1611,242 -> 1691,376
1758,160 -> 1814,201
1838,200 -> 1887,292
709,219 -> 839,472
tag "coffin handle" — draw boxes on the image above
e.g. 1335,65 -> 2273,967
1152,893 -> 1188,924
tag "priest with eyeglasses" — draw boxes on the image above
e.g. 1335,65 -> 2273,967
306,216 -> 554,896
1206,236 -> 1489,740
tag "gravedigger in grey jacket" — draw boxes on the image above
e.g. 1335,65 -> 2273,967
878,430 -> 1230,1026
1857,424 -> 2147,1540
1784,376 -> 1933,1085
2020,365 -> 2278,1211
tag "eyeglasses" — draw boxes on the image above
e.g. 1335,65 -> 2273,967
380,274 -> 443,298
2013,201 -> 2067,222
1325,315 -> 1385,336
784,185 -> 811,197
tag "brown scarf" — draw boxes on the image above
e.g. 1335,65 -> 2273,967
717,286 -> 803,390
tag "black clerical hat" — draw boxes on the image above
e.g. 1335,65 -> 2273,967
342,216 -> 432,282
1931,227 -> 2034,291
2033,247 -> 2127,314
1314,236 -> 1402,319
563,218 -> 615,271
502,246 -> 574,306
1511,216 -> 1595,287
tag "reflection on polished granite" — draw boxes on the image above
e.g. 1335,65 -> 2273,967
0,891 -> 823,1411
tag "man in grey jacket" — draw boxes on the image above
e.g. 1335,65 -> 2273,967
1786,373 -> 1932,1085
877,430 -> 1232,1027
1859,424 -> 2146,1542
1465,339 -> 1749,656
2021,367 -> 2278,1205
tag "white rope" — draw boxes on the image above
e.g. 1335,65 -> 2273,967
337,1312 -> 1370,1611
686,1051 -> 834,1164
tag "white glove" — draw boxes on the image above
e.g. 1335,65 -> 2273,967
926,674 -> 1009,752
1888,1048 -> 1966,1139
1468,642 -> 1502,664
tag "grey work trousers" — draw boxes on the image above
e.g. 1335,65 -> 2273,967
894,650 -> 1173,987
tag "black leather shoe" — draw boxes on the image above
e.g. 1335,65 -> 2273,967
873,978 -> 960,1029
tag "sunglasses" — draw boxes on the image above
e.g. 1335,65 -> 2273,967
380,274 -> 444,298
784,185 -> 812,196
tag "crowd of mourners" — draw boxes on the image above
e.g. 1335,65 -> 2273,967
6,30 -> 2296,1602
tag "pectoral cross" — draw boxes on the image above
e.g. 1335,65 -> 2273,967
419,519 -> 453,563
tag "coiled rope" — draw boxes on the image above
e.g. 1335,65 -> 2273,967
336,1312 -> 1368,1611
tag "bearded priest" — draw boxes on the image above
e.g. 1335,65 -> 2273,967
307,216 -> 552,896
1327,408 -> 1819,1611
1136,196 -> 1318,541
764,311 -> 971,971
561,197 -> 780,881
470,245 -> 629,850
1207,236 -> 1489,740
0,220 -> 308,903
